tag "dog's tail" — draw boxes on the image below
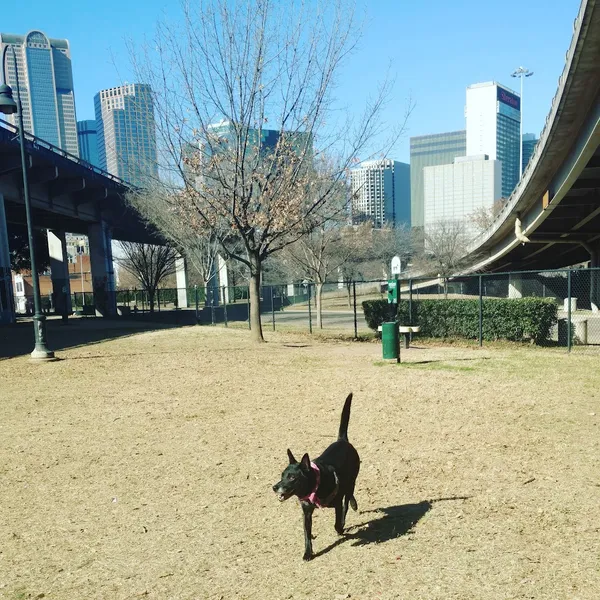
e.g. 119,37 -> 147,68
338,393 -> 353,441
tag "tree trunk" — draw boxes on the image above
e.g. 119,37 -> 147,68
316,282 -> 324,329
248,253 -> 264,342
148,288 -> 156,313
203,280 -> 210,306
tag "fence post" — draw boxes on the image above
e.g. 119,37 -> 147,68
567,269 -> 572,353
308,283 -> 313,334
247,287 -> 251,330
478,274 -> 483,347
157,289 -> 161,312
194,285 -> 199,323
408,278 -> 413,344
271,286 -> 276,331
223,287 -> 228,327
353,280 -> 358,340
210,289 -> 215,326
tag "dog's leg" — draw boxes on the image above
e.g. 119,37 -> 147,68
341,481 -> 357,531
334,498 -> 345,535
301,501 -> 315,561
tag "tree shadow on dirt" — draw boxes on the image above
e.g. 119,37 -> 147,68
0,317 -> 191,360
403,357 -> 490,365
313,496 -> 469,558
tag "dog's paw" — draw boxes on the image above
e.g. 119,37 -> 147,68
302,552 -> 313,561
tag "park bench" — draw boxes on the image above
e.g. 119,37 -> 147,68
377,324 -> 421,348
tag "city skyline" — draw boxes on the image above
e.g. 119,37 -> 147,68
0,0 -> 579,164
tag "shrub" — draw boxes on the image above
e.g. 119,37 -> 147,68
362,297 -> 557,345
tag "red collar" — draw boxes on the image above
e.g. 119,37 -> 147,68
298,462 -> 338,507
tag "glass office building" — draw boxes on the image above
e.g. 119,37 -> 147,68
410,130 -> 466,229
350,159 -> 410,229
77,120 -> 100,167
94,83 -> 158,187
466,82 -> 521,198
522,133 -> 538,172
0,30 -> 79,156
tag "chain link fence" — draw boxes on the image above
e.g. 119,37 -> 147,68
12,268 -> 600,351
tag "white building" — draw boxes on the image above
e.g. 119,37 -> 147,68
465,82 -> 521,198
350,159 -> 410,228
423,155 -> 502,240
0,30 -> 79,156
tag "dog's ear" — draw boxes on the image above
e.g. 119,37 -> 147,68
300,453 -> 311,470
287,449 -> 297,464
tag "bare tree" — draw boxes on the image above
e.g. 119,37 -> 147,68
469,200 -> 505,234
283,189 -> 362,327
414,220 -> 470,297
115,242 -> 177,312
129,0 -> 410,341
371,223 -> 413,278
128,186 -> 222,300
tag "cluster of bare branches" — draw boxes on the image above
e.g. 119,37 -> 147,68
127,185 -> 222,291
115,242 -> 178,312
411,220 -> 472,296
469,199 -> 506,234
128,0 -> 409,341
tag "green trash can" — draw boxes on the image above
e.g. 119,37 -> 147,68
382,321 -> 399,361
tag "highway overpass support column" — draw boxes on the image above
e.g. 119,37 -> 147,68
47,230 -> 72,319
176,255 -> 188,308
508,273 -> 523,299
88,221 -> 117,317
0,193 -> 15,324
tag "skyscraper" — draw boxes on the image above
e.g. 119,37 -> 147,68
350,159 -> 410,229
94,83 -> 158,187
466,82 -> 521,198
423,155 -> 502,240
77,120 -> 100,167
410,131 -> 466,229
0,30 -> 79,156
522,133 -> 538,172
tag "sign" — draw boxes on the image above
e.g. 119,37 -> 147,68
497,87 -> 520,111
387,279 -> 398,304
391,256 -> 401,275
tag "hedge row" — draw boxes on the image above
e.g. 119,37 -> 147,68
362,298 -> 558,344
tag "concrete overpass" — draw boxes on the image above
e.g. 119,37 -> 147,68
0,120 -> 160,323
465,0 -> 600,273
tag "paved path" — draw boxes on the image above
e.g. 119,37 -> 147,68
267,309 -> 364,331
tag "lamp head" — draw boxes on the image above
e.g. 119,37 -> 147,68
0,83 -> 17,115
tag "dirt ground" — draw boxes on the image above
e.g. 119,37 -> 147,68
1,324 -> 599,600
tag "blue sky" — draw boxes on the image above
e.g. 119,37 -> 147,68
2,0 -> 581,162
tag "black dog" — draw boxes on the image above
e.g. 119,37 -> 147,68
272,393 -> 360,560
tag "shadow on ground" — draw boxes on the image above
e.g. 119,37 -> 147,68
313,496 -> 470,559
0,314 -> 197,360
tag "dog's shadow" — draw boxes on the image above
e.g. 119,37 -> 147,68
313,496 -> 468,558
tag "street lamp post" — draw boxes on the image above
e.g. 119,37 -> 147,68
511,66 -> 534,179
0,46 -> 56,361
77,241 -> 86,306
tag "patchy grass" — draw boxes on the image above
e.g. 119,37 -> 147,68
1,325 -> 599,599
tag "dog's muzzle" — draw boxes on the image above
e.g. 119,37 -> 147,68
272,484 -> 292,502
